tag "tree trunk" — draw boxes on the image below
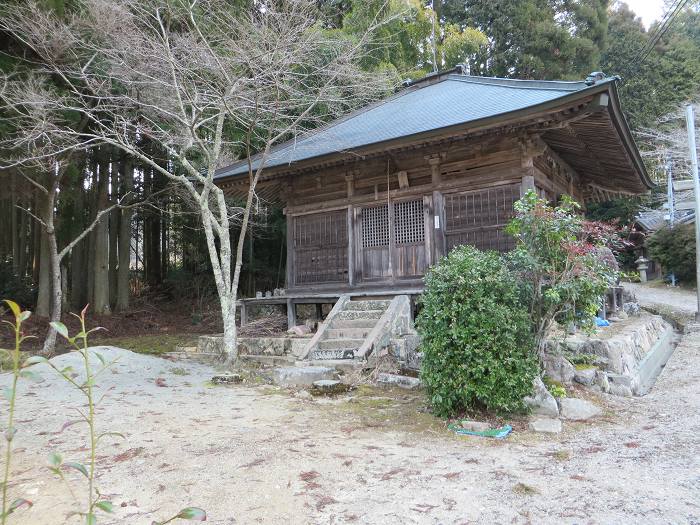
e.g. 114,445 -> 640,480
109,206 -> 119,306
17,194 -> 27,279
42,203 -> 62,354
93,155 -> 111,315
71,177 -> 87,309
115,157 -> 134,312
35,218 -> 52,317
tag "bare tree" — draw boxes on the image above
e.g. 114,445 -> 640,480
0,0 -> 394,362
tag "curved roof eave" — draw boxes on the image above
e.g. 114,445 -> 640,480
216,78 -> 652,192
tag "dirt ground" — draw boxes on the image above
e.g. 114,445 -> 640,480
1,315 -> 699,525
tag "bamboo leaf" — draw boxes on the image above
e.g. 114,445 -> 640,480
48,452 -> 63,467
19,369 -> 43,382
23,355 -> 48,368
3,299 -> 21,318
64,461 -> 89,478
95,501 -> 114,513
50,321 -> 69,340
176,507 -> 207,521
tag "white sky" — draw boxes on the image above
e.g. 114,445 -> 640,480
621,0 -> 667,28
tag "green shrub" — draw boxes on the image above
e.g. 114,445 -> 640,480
648,223 -> 696,283
417,245 -> 538,417
506,191 -> 618,353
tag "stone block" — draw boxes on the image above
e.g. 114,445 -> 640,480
623,302 -> 641,316
288,325 -> 311,336
528,418 -> 562,433
211,373 -> 242,384
272,366 -> 338,386
524,377 -> 559,417
238,337 -> 288,356
543,354 -> 575,384
312,379 -> 348,395
574,367 -> 596,386
608,383 -> 633,397
558,398 -> 602,421
376,373 -> 421,389
197,334 -> 225,355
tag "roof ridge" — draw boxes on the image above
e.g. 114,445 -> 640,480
445,74 -> 593,92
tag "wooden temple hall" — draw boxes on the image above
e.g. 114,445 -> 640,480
215,68 -> 652,326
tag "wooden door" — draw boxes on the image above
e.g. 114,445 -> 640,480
392,199 -> 427,279
359,203 -> 391,281
359,198 -> 427,282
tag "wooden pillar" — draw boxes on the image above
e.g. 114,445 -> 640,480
520,135 -> 544,196
346,172 -> 355,287
240,301 -> 248,326
286,298 -> 297,329
426,153 -> 446,260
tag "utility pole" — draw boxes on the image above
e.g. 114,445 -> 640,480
686,104 -> 700,321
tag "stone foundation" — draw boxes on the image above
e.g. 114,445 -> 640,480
197,334 -> 312,357
549,311 -> 674,396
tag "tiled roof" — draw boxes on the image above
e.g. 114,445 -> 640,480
215,73 -> 612,179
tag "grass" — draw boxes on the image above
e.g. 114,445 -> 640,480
512,482 -> 539,495
99,334 -> 197,355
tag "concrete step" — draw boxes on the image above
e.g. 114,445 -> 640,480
303,359 -> 366,373
310,348 -> 356,360
240,354 -> 296,367
331,319 -> 379,329
326,328 -> 371,339
318,338 -> 364,351
344,300 -> 390,311
336,309 -> 384,321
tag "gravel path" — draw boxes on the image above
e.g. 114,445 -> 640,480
1,303 -> 699,524
626,282 -> 698,319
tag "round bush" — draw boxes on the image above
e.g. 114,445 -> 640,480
416,245 -> 537,417
648,224 -> 696,283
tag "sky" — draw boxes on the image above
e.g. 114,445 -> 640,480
622,0 -> 667,28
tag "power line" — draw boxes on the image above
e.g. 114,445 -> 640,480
630,0 -> 682,63
628,0 -> 691,77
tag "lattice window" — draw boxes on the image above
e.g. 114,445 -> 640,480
394,199 -> 424,245
362,204 -> 389,248
293,210 -> 348,285
444,184 -> 520,253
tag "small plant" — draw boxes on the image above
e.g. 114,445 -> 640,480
34,306 -> 117,524
417,245 -> 538,416
152,507 -> 207,524
543,378 -> 567,398
565,353 -> 597,366
0,300 -> 36,523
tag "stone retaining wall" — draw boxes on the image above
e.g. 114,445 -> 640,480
197,334 -> 311,357
550,312 -> 674,396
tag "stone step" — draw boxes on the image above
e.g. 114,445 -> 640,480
303,359 -> 366,373
331,319 -> 378,329
344,300 -> 390,311
240,354 -> 296,367
309,348 -> 356,360
318,338 -> 364,350
326,328 -> 371,339
336,309 -> 384,321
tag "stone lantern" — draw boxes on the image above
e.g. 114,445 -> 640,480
635,256 -> 649,283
